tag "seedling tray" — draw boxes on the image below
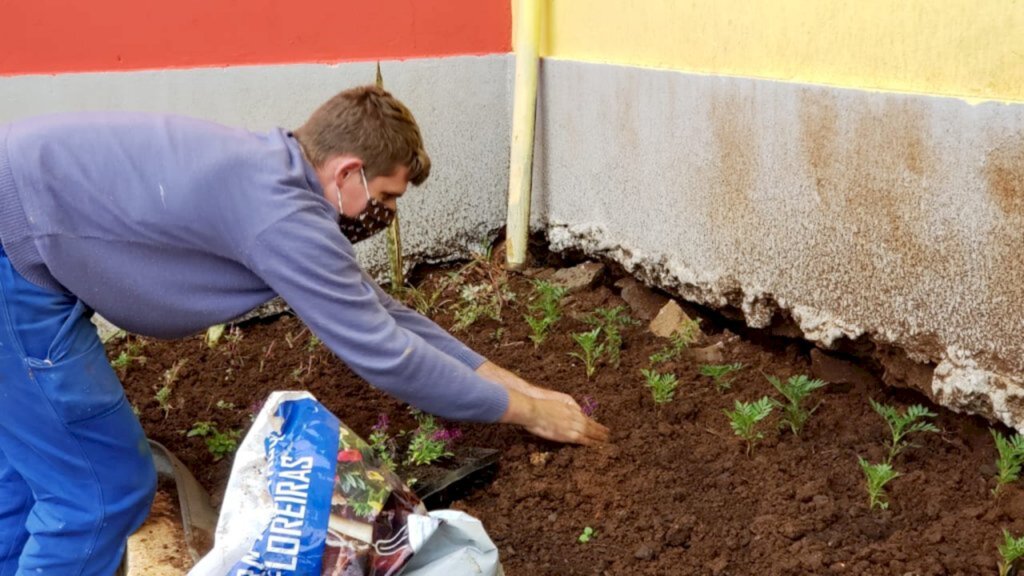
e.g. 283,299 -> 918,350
407,446 -> 501,509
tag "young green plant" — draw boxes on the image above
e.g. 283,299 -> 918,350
584,306 -> 635,367
452,282 -> 513,332
858,457 -> 900,510
578,526 -> 596,544
649,319 -> 701,364
767,374 -> 828,436
992,429 -> 1024,495
524,280 -> 567,347
870,399 -> 940,464
155,359 -> 187,419
187,421 -> 240,461
699,363 -> 744,392
569,327 -> 605,379
111,338 -> 146,376
640,368 -> 679,405
368,413 -> 397,470
405,411 -> 456,466
999,530 -> 1024,576
725,397 -> 775,455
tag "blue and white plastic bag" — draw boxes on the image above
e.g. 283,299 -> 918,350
188,391 -> 500,576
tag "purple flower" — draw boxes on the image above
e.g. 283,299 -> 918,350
431,427 -> 463,446
372,413 -> 390,432
581,396 -> 598,417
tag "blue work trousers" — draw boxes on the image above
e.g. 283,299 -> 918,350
0,246 -> 155,576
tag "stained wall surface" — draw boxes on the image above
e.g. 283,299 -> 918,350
530,2 -> 1024,429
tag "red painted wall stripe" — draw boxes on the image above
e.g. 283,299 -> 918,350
0,0 -> 511,76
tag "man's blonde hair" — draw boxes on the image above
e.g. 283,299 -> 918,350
294,85 -> 430,185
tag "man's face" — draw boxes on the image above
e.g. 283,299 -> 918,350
339,165 -> 410,217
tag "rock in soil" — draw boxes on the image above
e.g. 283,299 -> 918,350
685,342 -> 725,364
615,277 -> 669,320
648,300 -> 699,338
550,261 -> 605,293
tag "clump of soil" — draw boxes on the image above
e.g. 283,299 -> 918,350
116,253 -> 1024,575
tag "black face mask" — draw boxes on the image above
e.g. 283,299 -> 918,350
337,168 -> 396,243
339,196 -> 395,243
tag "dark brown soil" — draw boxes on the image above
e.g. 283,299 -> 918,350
115,254 -> 1024,576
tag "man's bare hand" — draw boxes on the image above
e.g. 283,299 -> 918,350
476,360 -> 580,409
500,389 -> 610,445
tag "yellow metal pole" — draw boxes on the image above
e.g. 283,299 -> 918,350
505,0 -> 541,271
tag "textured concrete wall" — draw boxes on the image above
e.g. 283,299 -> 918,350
0,55 -> 513,273
531,60 -> 1024,430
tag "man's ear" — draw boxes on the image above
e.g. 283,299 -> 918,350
333,157 -> 365,188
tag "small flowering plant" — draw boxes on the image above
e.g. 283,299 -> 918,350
368,413 -> 398,470
580,395 -> 599,417
405,410 -> 458,466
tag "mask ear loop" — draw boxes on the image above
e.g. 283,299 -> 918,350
360,167 -> 371,201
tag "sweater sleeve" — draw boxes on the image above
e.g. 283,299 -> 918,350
359,269 -> 487,370
245,211 -> 508,423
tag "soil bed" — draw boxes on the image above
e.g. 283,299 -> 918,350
116,251 -> 1024,575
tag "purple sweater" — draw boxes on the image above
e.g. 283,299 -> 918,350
0,112 -> 508,423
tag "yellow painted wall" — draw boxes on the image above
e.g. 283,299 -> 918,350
535,0 -> 1024,102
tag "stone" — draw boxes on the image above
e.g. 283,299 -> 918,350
528,452 -> 551,467
686,342 -> 725,365
664,516 -> 695,548
550,262 -> 604,293
615,277 -> 669,321
708,555 -> 729,575
633,543 -> 657,560
649,300 -> 698,338
521,267 -> 556,281
810,349 -> 879,391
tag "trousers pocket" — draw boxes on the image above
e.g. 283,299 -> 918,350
28,333 -> 125,425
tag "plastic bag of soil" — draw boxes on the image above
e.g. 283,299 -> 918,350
188,391 -> 500,576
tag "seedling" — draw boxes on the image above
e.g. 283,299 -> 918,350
992,429 -> 1024,495
580,395 -> 599,417
154,386 -> 172,419
206,324 -> 225,348
858,457 -> 900,510
187,421 -> 240,461
111,338 -> 146,376
570,327 -> 605,379
216,400 -> 236,410
725,397 -> 775,455
368,413 -> 397,470
284,330 -> 298,349
405,412 -> 454,466
306,333 -> 321,353
870,399 -> 940,464
402,279 -> 452,316
578,526 -> 596,544
999,530 -> 1024,576
699,363 -> 744,392
767,374 -> 827,436
585,306 -> 636,367
640,368 -> 679,405
259,340 -> 276,373
649,319 -> 701,364
524,280 -> 568,347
